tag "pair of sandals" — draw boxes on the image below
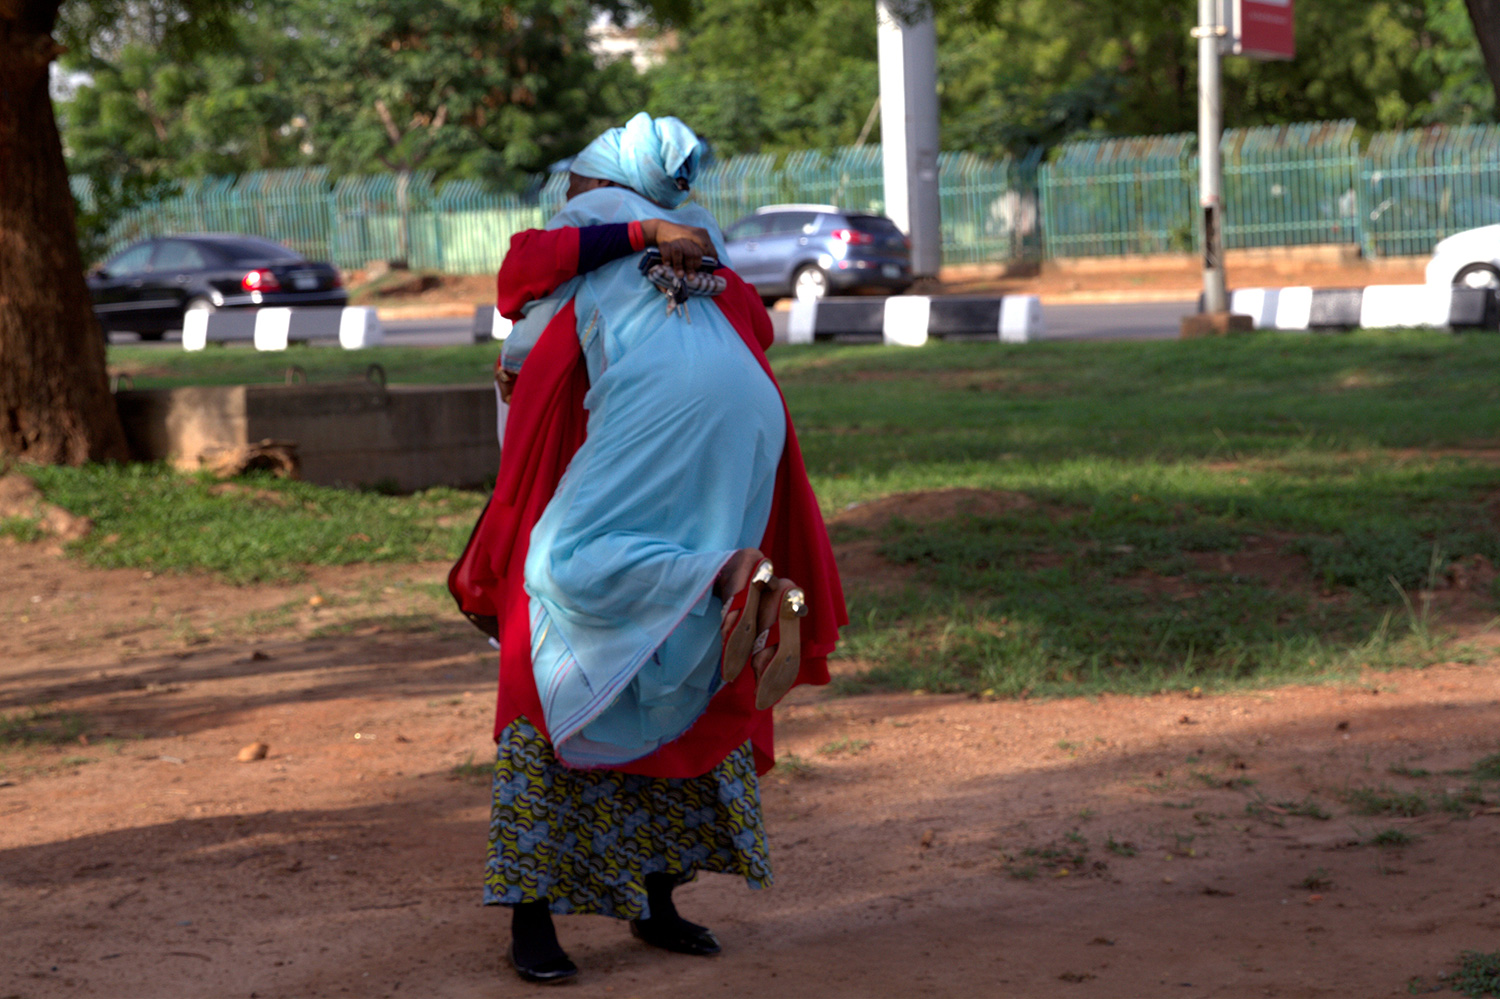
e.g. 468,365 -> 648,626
720,557 -> 807,710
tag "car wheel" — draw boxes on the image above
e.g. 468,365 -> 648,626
1454,263 -> 1500,290
792,265 -> 829,302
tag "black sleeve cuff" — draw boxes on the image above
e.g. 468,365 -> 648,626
577,224 -> 636,273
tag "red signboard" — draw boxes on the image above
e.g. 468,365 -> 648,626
1235,0 -> 1295,61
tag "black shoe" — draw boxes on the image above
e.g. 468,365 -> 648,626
629,917 -> 722,956
509,943 -> 579,984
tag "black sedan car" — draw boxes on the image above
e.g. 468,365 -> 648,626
88,233 -> 347,339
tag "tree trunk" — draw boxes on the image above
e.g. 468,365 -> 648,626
1466,0 -> 1500,101
0,0 -> 130,465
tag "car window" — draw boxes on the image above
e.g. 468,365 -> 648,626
847,215 -> 903,236
762,211 -> 819,236
105,243 -> 154,276
210,237 -> 303,264
152,240 -> 208,271
727,217 -> 766,241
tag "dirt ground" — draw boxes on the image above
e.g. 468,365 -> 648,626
3,504 -> 1500,999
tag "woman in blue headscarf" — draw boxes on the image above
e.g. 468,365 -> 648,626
452,112 -> 846,984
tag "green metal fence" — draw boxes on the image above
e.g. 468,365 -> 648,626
1221,120 -> 1360,249
1362,124 -> 1500,258
76,145 -> 1041,273
70,123 -> 1500,270
1038,134 -> 1195,257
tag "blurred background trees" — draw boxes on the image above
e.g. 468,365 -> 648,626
52,0 -> 1500,178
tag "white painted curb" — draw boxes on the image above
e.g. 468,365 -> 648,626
1358,284 -> 1452,329
181,309 -> 256,350
253,308 -> 293,351
999,294 -> 1044,343
787,300 -> 818,345
338,307 -> 384,349
883,296 -> 930,347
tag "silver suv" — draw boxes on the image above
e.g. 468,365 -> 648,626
724,204 -> 913,303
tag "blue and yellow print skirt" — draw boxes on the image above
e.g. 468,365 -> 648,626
483,717 -> 772,919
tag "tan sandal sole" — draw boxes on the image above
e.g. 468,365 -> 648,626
755,587 -> 807,710
722,558 -> 773,683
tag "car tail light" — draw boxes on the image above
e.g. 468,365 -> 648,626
831,228 -> 875,246
331,271 -> 344,288
241,268 -> 282,292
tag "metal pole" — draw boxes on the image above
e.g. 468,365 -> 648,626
877,0 -> 942,278
1197,0 -> 1227,312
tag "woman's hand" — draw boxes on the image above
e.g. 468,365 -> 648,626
642,219 -> 715,276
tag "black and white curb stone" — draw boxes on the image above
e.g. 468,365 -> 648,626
182,306 -> 384,351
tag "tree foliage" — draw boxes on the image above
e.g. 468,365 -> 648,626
290,0 -> 644,181
642,0 -> 1495,159
58,0 -> 649,187
642,0 -> 879,154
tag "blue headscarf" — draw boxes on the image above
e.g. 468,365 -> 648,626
571,112 -> 704,209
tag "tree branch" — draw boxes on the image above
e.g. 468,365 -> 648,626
134,88 -> 169,142
373,98 -> 403,147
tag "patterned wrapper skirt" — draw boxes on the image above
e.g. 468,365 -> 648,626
483,717 -> 772,920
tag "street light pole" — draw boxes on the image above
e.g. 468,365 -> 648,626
877,0 -> 942,279
1196,0 -> 1228,314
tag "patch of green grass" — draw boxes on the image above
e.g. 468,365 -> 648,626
19,465 -> 483,584
1369,827 -> 1416,848
772,752 -> 816,779
449,756 -> 492,785
789,335 -> 1500,697
1473,754 -> 1500,781
1275,797 -> 1333,820
0,708 -> 89,747
1,515 -> 45,543
1345,785 -> 1429,817
1019,841 -> 1088,872
817,738 -> 872,756
52,331 -> 1500,703
1389,763 -> 1433,778
1297,867 -> 1334,891
1436,785 -> 1487,815
1444,950 -> 1500,998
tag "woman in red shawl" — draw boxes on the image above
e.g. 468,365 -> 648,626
449,113 -> 844,984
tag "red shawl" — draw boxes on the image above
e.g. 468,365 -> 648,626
448,228 -> 846,778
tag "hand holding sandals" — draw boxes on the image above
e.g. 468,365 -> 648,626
717,549 -> 808,710
641,219 -> 716,277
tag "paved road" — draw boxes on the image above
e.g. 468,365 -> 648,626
1040,299 -> 1194,341
108,299 -> 1198,350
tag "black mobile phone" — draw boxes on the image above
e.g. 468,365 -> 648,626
639,248 -> 721,274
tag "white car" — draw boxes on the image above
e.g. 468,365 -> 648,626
1426,225 -> 1500,289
